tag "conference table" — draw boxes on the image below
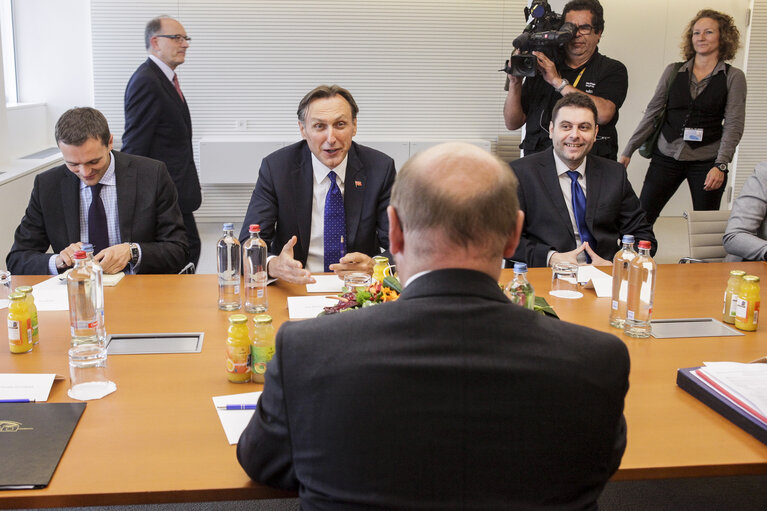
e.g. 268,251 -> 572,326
1,262 -> 766,508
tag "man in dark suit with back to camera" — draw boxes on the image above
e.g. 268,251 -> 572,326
122,16 -> 202,270
6,107 -> 188,275
512,93 -> 656,267
239,85 -> 396,284
237,142 -> 629,510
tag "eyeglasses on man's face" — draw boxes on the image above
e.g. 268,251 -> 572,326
575,24 -> 594,35
155,34 -> 192,43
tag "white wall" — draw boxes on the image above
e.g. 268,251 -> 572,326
13,0 -> 94,150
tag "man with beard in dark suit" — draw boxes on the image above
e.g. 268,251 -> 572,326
237,141 -> 629,510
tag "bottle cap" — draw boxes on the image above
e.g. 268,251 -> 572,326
730,270 -> 746,277
228,314 -> 248,324
223,222 -> 234,231
621,235 -> 635,244
637,241 -> 652,249
513,262 -> 528,273
14,286 -> 33,296
253,314 -> 273,324
73,250 -> 87,259
249,224 -> 260,233
81,243 -> 94,253
743,275 -> 760,283
8,292 -> 26,301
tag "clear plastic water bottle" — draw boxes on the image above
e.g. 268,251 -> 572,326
504,262 -> 535,310
609,235 -> 637,329
81,243 -> 106,345
67,250 -> 101,346
624,240 -> 656,338
217,223 -> 241,311
243,224 -> 268,313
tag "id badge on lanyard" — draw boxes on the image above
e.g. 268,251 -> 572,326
683,128 -> 704,142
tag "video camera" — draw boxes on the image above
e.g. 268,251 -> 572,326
501,0 -> 577,78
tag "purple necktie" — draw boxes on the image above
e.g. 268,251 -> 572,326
88,183 -> 109,255
567,170 -> 594,263
172,73 -> 185,102
324,171 -> 346,272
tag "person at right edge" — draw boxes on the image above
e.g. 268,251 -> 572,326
619,9 -> 746,226
504,0 -> 628,160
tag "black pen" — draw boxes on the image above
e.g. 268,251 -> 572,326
217,404 -> 257,410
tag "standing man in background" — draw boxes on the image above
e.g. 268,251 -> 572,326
504,0 -> 628,160
122,16 -> 202,271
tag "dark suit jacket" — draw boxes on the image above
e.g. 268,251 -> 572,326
6,151 -> 188,275
512,149 -> 656,267
237,269 -> 629,510
239,141 -> 396,265
122,58 -> 202,214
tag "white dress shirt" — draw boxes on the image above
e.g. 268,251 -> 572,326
148,54 -> 176,83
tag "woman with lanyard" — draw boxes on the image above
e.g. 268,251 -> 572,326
619,9 -> 746,225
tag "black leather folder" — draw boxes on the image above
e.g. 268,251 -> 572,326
0,402 -> 86,489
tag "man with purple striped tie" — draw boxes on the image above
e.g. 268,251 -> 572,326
6,108 -> 188,276
510,93 -> 656,268
240,85 -> 396,284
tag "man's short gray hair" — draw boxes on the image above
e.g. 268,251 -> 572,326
145,16 -> 171,50
297,85 -> 359,123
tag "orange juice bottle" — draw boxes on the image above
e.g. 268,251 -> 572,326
226,314 -> 251,383
251,314 -> 275,383
735,275 -> 760,331
15,286 -> 39,345
372,256 -> 389,283
7,292 -> 33,354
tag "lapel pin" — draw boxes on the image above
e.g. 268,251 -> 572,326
355,180 -> 363,188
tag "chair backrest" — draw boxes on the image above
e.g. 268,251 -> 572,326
682,210 -> 731,262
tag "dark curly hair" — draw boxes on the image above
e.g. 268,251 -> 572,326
681,9 -> 740,61
563,0 -> 605,34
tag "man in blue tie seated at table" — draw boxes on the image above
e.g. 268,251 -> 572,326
237,142 -> 630,510
510,93 -> 656,268
239,85 -> 396,284
6,107 -> 188,275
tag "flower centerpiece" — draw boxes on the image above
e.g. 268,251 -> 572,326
321,276 -> 401,315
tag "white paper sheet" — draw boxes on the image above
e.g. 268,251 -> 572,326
287,296 -> 338,319
0,299 -> 7,310
32,276 -> 69,311
212,391 -> 262,444
306,275 -> 345,294
701,361 -> 767,417
0,373 -> 56,401
577,266 -> 613,297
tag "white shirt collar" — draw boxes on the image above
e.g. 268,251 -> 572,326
310,152 -> 348,184
148,54 -> 176,82
553,150 -> 587,178
80,151 -> 117,190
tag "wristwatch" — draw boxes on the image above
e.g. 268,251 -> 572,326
714,162 -> 729,174
129,243 -> 139,265
555,78 -> 569,94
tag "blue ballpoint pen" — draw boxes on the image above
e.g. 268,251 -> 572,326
217,404 -> 257,410
0,399 -> 35,403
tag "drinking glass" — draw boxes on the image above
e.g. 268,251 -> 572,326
549,263 -> 583,299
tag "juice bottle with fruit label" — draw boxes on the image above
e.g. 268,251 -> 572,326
15,286 -> 39,345
251,314 -> 275,383
226,314 -> 251,383
735,275 -> 760,331
7,292 -> 33,354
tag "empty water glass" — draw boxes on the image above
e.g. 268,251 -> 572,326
68,344 -> 117,401
550,262 -> 583,299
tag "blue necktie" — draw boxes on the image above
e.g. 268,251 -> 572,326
566,171 -> 594,263
324,171 -> 346,272
88,183 -> 109,255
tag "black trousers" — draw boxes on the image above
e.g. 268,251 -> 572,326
182,211 -> 201,271
639,151 -> 727,225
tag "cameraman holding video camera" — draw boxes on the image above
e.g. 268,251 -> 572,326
504,0 -> 627,160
